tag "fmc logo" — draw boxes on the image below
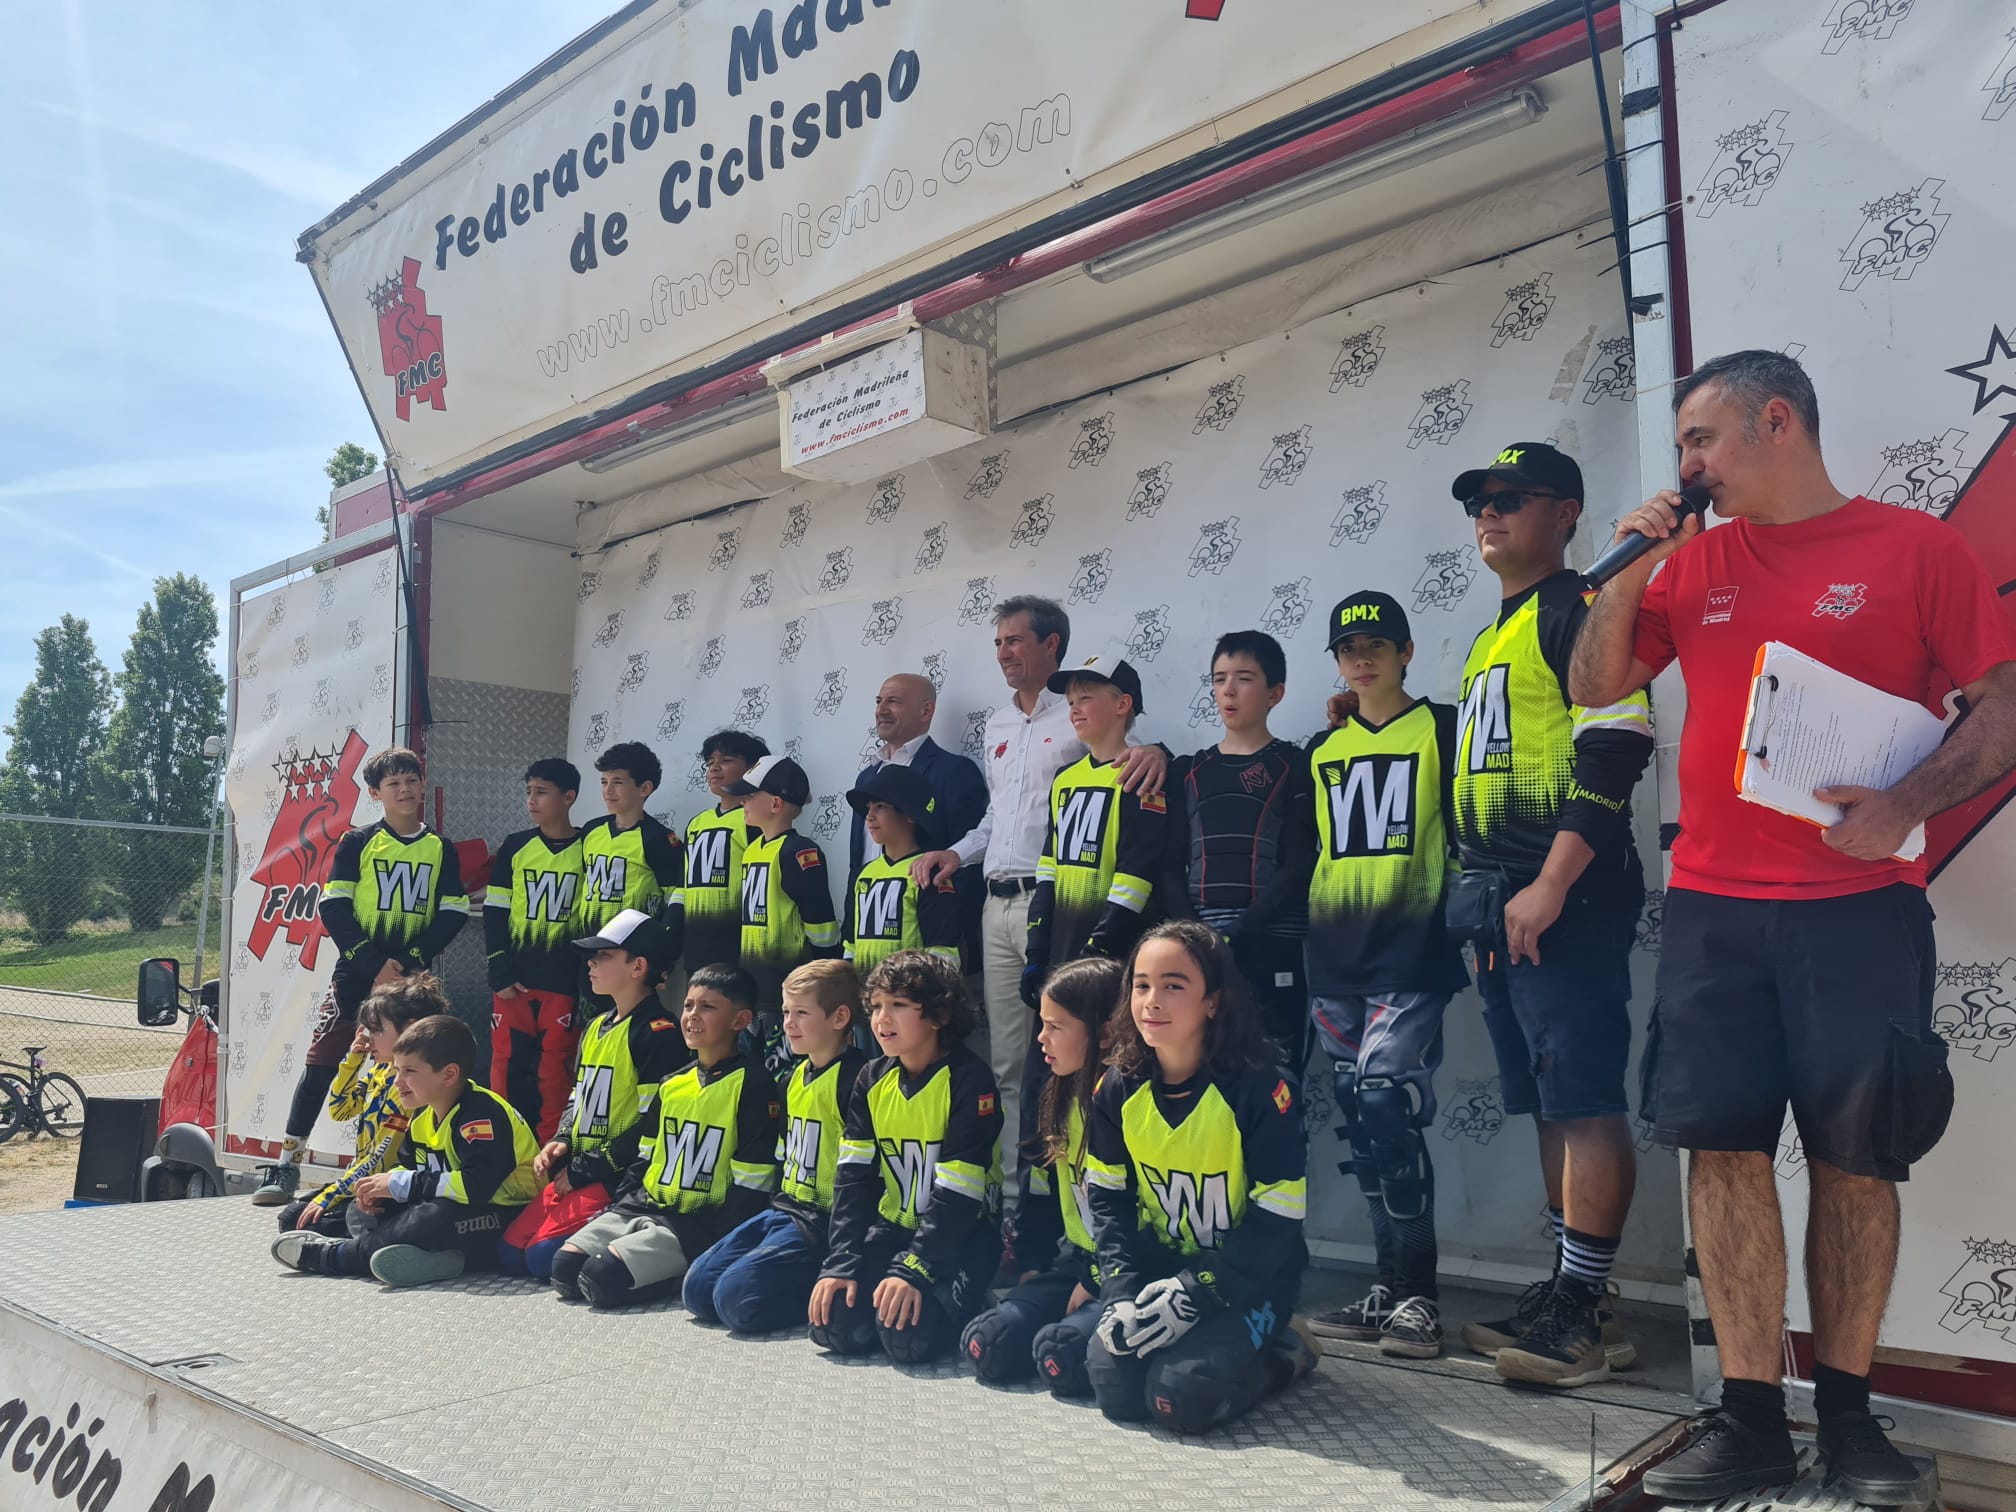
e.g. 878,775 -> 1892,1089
370,258 -> 446,420
249,730 -> 369,967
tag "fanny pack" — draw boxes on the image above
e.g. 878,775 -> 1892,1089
1443,868 -> 1509,949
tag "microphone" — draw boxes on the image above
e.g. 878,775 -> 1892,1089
1584,485 -> 1712,588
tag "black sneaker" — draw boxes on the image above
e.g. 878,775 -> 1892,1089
1640,1410 -> 1797,1501
251,1163 -> 300,1207
1459,1276 -> 1551,1356
1494,1281 -> 1609,1388
1307,1284 -> 1393,1343
1379,1296 -> 1443,1359
1818,1410 -> 1931,1506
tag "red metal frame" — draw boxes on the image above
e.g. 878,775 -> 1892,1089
409,7 -> 1621,520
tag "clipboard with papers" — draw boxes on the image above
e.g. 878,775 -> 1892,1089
1734,641 -> 1947,862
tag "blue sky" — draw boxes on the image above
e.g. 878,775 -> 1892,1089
0,2 -> 595,725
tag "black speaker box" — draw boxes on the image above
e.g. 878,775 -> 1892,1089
72,1096 -> 161,1204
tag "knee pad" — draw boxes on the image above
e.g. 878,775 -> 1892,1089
1331,1060 -> 1381,1197
548,1244 -> 588,1298
1031,1317 -> 1093,1397
810,1311 -> 880,1356
1357,1077 -> 1432,1221
961,1301 -> 1039,1383
881,1313 -> 947,1365
1148,1348 -> 1272,1435
576,1253 -> 636,1310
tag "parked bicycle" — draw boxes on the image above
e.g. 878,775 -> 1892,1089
0,1046 -> 88,1143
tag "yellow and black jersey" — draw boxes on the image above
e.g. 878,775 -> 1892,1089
577,813 -> 685,938
1453,571 -> 1654,894
1012,1097 -> 1098,1287
674,803 -> 754,971
314,1054 -> 409,1209
1306,702 -> 1468,996
739,829 -> 842,1003
774,1046 -> 869,1245
404,1082 -> 538,1208
1027,755 -> 1167,972
843,850 -> 960,978
820,1046 -> 1003,1290
556,1002 -> 693,1189
1084,1061 -> 1307,1315
614,1054 -> 779,1228
320,822 -> 470,1013
483,827 -> 584,996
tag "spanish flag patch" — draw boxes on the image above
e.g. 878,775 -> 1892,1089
978,1092 -> 996,1117
459,1119 -> 494,1141
1140,791 -> 1167,813
796,848 -> 822,870
1271,1080 -> 1293,1114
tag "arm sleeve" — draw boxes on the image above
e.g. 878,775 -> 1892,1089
1188,1070 -> 1308,1313
1631,562 -> 1679,682
412,1110 -> 514,1207
645,826 -> 687,961
1239,749 -> 1317,929
780,839 -> 842,956
948,750 -> 996,870
325,1051 -> 372,1119
408,838 -> 469,966
721,1068 -> 781,1225
1011,1154 -> 1066,1274
1085,788 -> 1165,958
328,1109 -> 408,1200
318,831 -> 386,979
1921,529 -> 2016,691
1433,703 -> 1462,864
818,1062 -> 881,1282
840,876 -> 857,959
1157,757 -> 1197,922
482,833 -> 525,992
891,1056 -> 1001,1286
1543,594 -> 1655,849
1083,1071 -> 1146,1303
917,874 -> 962,967
1024,817 -> 1057,967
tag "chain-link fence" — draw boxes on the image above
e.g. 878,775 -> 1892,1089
0,812 -> 221,1111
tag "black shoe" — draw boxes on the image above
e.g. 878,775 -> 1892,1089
1818,1410 -> 1930,1506
1459,1276 -> 1552,1356
1494,1281 -> 1609,1389
1640,1410 -> 1797,1501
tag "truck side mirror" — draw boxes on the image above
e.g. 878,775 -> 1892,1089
138,958 -> 182,1027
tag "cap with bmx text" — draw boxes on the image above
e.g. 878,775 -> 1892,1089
1325,591 -> 1411,652
1450,441 -> 1585,504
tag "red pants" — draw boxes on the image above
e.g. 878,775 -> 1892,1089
490,990 -> 582,1142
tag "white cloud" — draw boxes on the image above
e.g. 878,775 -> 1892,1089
0,448 -> 326,501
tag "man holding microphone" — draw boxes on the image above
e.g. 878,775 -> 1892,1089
1571,349 -> 2016,1503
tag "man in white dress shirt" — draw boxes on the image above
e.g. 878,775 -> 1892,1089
913,596 -> 1164,1203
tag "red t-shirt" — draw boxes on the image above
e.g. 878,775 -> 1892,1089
1635,496 -> 2012,899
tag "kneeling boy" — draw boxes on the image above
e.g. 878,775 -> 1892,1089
550,964 -> 780,1308
809,951 -> 1002,1363
273,1014 -> 538,1288
684,959 -> 867,1331
500,910 -> 691,1278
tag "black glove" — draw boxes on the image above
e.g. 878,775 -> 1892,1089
1020,959 -> 1047,1011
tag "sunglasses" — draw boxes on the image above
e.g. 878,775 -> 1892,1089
1461,489 -> 1563,519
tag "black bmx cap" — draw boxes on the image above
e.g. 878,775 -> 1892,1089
1325,591 -> 1412,652
1451,441 -> 1585,504
1047,642 -> 1146,714
725,754 -> 811,807
573,908 -> 673,973
846,763 -> 938,846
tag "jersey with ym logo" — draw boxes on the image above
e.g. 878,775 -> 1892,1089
1027,755 -> 1168,972
1306,702 -> 1467,995
405,1082 -> 538,1207
1083,1062 -> 1307,1316
482,827 -> 584,995
1452,571 -> 1654,894
554,1002 -> 691,1189
318,821 -> 470,1014
844,851 -> 961,977
739,829 -> 842,1002
576,813 -> 684,936
774,1045 -> 868,1246
627,1054 -> 779,1215
674,804 -> 753,971
820,1046 -> 1003,1289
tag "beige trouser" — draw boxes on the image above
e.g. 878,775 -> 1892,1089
980,889 -> 1034,1211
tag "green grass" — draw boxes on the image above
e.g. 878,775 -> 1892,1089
0,918 -> 222,998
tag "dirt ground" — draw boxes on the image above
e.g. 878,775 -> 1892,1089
0,1136 -> 82,1214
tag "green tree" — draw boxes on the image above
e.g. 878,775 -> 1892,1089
316,441 -> 379,540
0,616 -> 113,942
97,576 -> 226,930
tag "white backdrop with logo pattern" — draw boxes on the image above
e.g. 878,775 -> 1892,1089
564,230 -> 1685,1284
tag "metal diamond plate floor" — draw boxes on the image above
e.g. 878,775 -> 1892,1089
0,1200 -> 1683,1511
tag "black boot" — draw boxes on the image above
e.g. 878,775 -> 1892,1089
1641,1410 -> 1797,1501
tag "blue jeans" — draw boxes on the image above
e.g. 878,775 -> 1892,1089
682,1208 -> 820,1333
1475,892 -> 1637,1121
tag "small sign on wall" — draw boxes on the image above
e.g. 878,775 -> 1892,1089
781,327 -> 991,483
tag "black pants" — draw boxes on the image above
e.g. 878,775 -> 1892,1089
1233,932 -> 1311,1070
1085,1304 -> 1293,1434
332,1199 -> 512,1276
810,1235 -> 984,1364
274,1197 -> 352,1237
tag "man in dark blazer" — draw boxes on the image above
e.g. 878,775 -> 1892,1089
847,673 -> 989,966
